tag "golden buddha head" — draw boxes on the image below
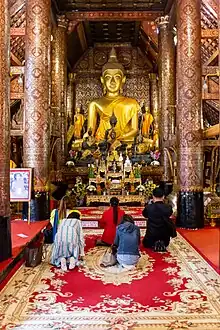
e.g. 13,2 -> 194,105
76,107 -> 81,114
101,48 -> 126,95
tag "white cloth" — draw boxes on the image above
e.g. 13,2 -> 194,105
51,218 -> 85,267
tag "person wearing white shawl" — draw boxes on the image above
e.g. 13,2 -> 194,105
51,210 -> 85,271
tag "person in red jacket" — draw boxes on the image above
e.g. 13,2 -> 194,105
96,197 -> 125,246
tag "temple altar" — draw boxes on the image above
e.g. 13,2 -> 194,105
86,195 -> 146,206
66,47 -> 160,183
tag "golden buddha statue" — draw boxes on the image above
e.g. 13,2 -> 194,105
73,107 -> 85,139
84,48 -> 139,149
153,126 -> 159,150
142,105 -> 154,138
67,107 -> 85,144
107,150 -> 119,162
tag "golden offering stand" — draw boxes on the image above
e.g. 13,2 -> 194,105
206,196 -> 220,227
86,156 -> 144,206
86,194 -> 145,206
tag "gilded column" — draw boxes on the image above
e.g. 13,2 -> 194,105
176,0 -> 204,228
51,15 -> 68,168
149,73 -> 159,150
23,0 -> 51,220
156,16 -> 176,181
67,73 -> 75,126
0,0 -> 11,261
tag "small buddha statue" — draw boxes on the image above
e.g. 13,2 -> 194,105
67,107 -> 85,144
108,150 -> 119,162
73,107 -> 85,139
82,128 -> 96,149
84,48 -> 139,149
153,126 -> 159,149
141,105 -> 154,138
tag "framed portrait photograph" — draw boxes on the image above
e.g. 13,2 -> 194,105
10,168 -> 32,202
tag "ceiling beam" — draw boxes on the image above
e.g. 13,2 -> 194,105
201,29 -> 218,38
9,0 -> 25,17
165,0 -> 175,15
76,23 -> 87,52
66,11 -> 162,22
168,2 -> 176,30
67,21 -> 79,35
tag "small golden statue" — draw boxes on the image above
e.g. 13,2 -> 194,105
142,105 -> 154,138
153,126 -> 159,149
84,48 -> 139,149
67,107 -> 85,144
73,107 -> 85,139
107,150 -> 119,162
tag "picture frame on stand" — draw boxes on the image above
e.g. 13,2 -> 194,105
10,168 -> 32,202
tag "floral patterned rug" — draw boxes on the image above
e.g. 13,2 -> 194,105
0,231 -> 220,330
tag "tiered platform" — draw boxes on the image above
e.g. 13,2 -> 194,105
80,206 -> 146,228
86,195 -> 145,206
0,220 -> 49,286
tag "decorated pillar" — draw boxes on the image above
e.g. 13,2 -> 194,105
149,73 -> 159,150
176,0 -> 204,228
67,73 -> 75,126
156,16 -> 176,181
23,0 -> 51,220
51,15 -> 68,168
0,0 -> 11,261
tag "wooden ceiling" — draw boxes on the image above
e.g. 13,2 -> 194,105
84,21 -> 140,45
55,0 -> 169,13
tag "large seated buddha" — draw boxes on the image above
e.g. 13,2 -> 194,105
84,48 -> 139,149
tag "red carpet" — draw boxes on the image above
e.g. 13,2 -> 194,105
178,227 -> 220,273
31,235 -> 185,309
0,220 -> 49,275
1,232 -> 220,329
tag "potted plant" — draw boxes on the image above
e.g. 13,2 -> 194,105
72,177 -> 87,206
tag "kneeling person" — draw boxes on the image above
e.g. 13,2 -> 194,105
113,215 -> 140,269
142,187 -> 176,250
51,210 -> 85,271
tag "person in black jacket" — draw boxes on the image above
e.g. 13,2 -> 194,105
142,187 -> 176,250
